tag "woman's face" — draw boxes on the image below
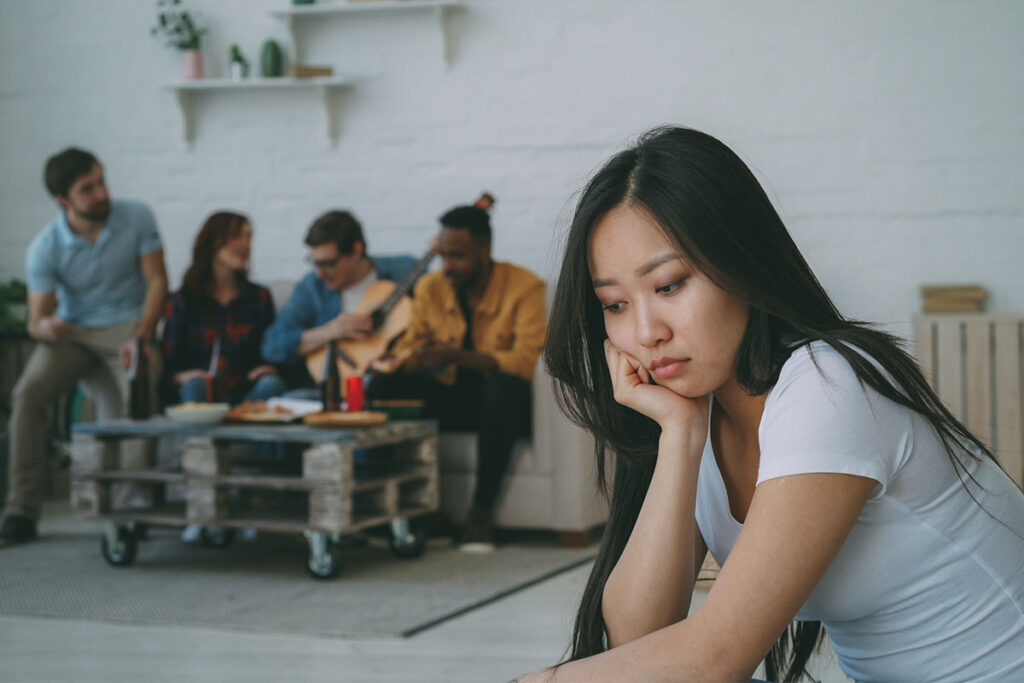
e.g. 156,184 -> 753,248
215,221 -> 252,272
587,204 -> 749,399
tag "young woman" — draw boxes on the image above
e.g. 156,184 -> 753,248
162,211 -> 284,406
517,128 -> 1024,682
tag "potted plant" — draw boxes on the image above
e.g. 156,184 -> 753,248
150,0 -> 208,80
229,44 -> 250,81
0,280 -> 27,336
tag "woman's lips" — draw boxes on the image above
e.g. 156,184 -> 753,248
651,359 -> 688,379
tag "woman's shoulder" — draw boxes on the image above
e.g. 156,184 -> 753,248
166,288 -> 189,309
773,340 -> 866,399
242,279 -> 272,298
765,339 -> 909,438
759,340 -> 911,492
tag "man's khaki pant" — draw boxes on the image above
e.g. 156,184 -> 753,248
4,321 -> 160,520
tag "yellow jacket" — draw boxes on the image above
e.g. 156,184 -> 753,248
394,261 -> 547,383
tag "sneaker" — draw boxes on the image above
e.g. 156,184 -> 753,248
459,506 -> 495,554
0,514 -> 38,546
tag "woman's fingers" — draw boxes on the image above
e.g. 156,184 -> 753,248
637,364 -> 651,385
604,339 -> 649,400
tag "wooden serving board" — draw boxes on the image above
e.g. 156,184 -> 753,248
225,401 -> 298,423
303,411 -> 389,428
230,412 -> 297,424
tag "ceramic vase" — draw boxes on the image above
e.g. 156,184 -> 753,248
182,50 -> 203,80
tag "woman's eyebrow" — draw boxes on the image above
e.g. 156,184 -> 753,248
592,253 -> 680,288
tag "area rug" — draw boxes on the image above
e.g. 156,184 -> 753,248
0,529 -> 594,638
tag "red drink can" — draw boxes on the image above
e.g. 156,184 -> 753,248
346,375 -> 365,412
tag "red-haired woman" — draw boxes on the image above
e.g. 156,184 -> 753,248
162,211 -> 284,406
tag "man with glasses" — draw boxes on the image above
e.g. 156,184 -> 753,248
261,210 -> 417,390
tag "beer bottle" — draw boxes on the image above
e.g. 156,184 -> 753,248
321,340 -> 342,412
128,338 -> 151,420
208,335 -> 228,403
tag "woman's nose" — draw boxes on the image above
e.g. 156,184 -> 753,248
635,301 -> 670,348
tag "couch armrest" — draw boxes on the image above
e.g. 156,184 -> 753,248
532,367 -> 609,532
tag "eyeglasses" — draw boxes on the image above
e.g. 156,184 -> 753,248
306,255 -> 342,270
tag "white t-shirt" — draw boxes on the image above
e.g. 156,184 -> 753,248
340,268 -> 378,314
695,341 -> 1024,682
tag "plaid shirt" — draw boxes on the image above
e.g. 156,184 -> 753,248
162,280 -> 276,403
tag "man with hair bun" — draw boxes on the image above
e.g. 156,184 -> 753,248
369,197 -> 547,553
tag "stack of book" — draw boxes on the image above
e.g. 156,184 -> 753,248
919,284 -> 987,313
289,65 -> 334,78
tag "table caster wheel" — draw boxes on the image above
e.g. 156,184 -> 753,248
101,523 -> 137,567
389,517 -> 427,559
199,526 -> 236,548
305,531 -> 343,579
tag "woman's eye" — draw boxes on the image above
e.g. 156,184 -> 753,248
601,302 -> 625,314
657,279 -> 684,295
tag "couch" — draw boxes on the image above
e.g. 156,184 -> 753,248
267,278 -> 609,546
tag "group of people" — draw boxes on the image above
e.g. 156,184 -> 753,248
4,129 -> 1023,681
1,146 -> 545,553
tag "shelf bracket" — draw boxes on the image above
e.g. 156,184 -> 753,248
435,5 -> 456,69
322,84 -> 344,146
284,15 -> 301,66
174,89 -> 195,148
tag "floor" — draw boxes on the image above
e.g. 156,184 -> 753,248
0,503 -> 850,683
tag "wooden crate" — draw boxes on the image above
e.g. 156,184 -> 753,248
70,427 -> 440,535
914,314 -> 1024,486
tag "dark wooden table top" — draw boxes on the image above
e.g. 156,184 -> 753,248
72,417 -> 438,444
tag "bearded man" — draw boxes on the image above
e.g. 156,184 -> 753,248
1,148 -> 167,545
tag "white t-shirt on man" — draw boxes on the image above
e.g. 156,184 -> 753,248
695,341 -> 1024,682
340,268 -> 378,314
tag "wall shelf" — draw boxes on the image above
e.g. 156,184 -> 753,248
270,1 -> 463,68
161,3 -> 463,148
163,77 -> 353,147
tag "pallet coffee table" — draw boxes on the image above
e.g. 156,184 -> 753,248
70,417 -> 439,579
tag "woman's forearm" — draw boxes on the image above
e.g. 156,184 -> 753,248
520,616 -> 744,683
602,427 -> 702,647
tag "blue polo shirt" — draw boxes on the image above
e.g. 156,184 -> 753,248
26,199 -> 163,328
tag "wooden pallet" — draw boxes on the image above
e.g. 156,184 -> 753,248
70,423 -> 440,535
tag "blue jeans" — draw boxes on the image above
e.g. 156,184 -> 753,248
179,373 -> 287,404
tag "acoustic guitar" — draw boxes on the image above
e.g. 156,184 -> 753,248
304,193 -> 495,389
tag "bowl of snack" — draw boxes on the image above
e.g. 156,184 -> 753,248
165,402 -> 231,425
369,399 -> 425,420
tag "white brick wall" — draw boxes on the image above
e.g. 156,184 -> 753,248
1,0 -> 1022,338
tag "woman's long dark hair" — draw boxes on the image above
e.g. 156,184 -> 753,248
544,126 -> 1004,682
181,211 -> 250,304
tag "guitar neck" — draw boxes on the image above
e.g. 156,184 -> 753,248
375,249 -> 435,318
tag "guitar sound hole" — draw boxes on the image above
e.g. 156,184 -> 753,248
371,309 -> 387,329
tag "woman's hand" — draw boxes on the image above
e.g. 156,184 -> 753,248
173,369 -> 209,386
247,364 -> 277,381
604,340 -> 709,435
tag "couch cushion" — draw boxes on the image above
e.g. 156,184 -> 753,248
439,434 -> 544,476
267,279 -> 297,310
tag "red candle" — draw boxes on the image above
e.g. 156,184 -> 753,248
346,375 -> 364,412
